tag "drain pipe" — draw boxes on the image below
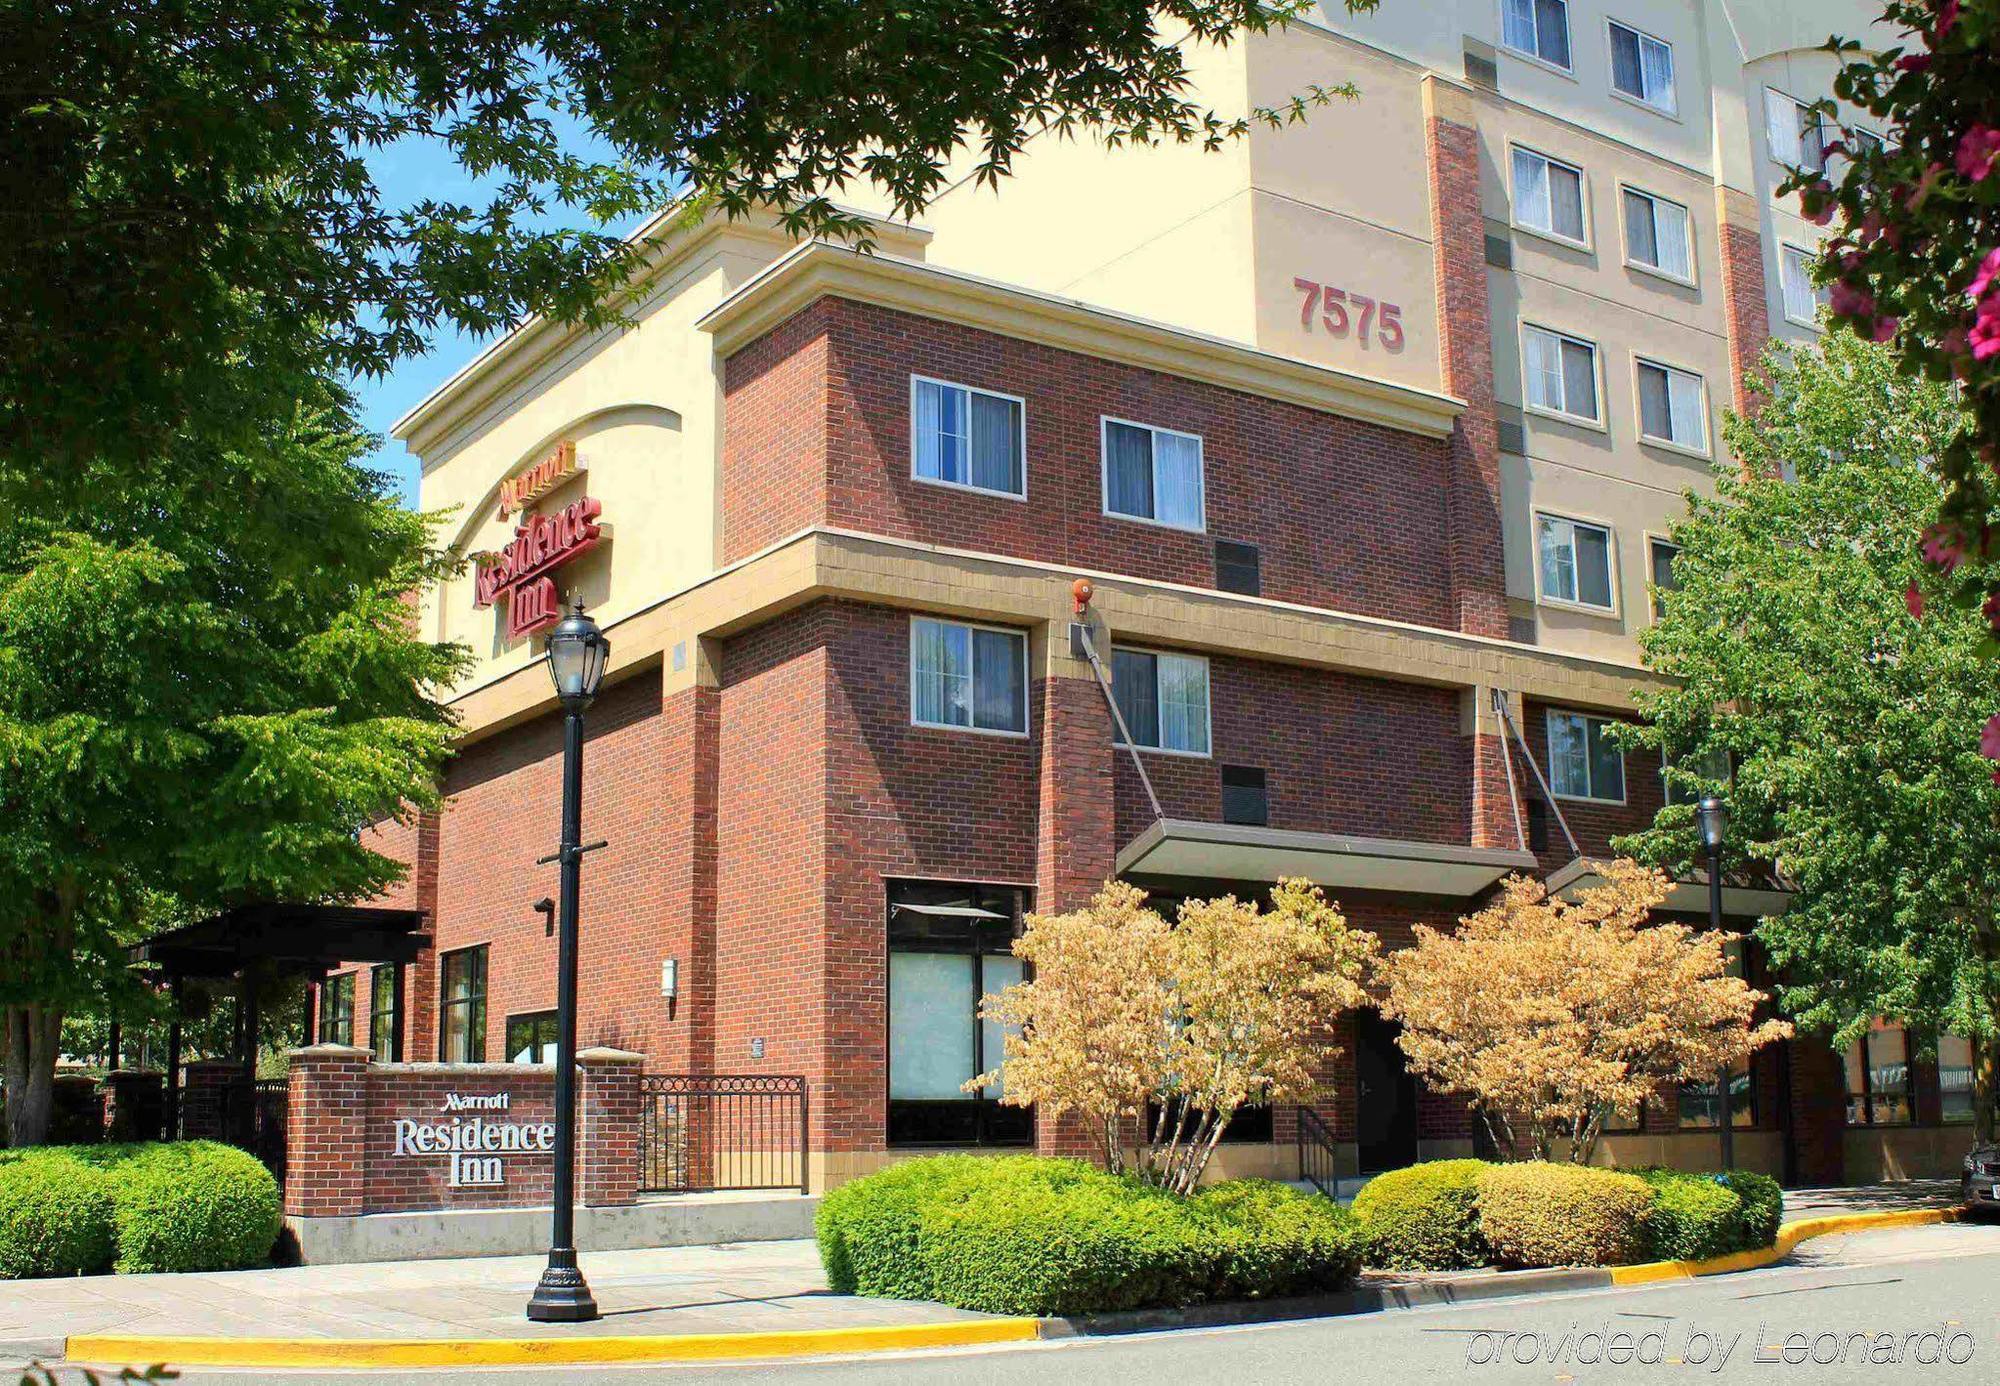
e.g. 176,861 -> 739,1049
1068,580 -> 1165,824
1492,689 -> 1582,861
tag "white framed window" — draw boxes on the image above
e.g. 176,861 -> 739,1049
1608,20 -> 1675,114
1661,745 -> 1731,806
1502,0 -> 1572,70
1111,648 -> 1212,756
1765,89 -> 1826,173
1635,358 -> 1709,453
1621,187 -> 1693,281
1522,325 -> 1600,423
1547,709 -> 1626,802
1511,146 -> 1588,245
911,376 -> 1025,498
1647,536 -> 1681,620
910,617 -> 1029,736
1537,512 -> 1615,611
1779,244 -> 1829,326
1852,127 -> 1887,157
1102,418 -> 1205,532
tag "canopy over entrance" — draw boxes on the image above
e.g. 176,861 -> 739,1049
134,903 -> 431,981
1116,819 -> 1540,898
1543,857 -> 1793,918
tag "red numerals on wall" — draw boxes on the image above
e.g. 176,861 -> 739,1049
1292,278 -> 1406,352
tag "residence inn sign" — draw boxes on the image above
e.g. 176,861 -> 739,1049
472,439 -> 605,639
393,1091 -> 556,1189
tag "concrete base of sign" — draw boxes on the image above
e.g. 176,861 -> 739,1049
286,1189 -> 819,1266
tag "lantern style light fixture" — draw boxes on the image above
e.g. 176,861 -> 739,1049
545,602 -> 610,709
1695,794 -> 1730,855
1696,793 -> 1733,1168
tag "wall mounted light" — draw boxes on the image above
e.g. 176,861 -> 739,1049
660,958 -> 679,1000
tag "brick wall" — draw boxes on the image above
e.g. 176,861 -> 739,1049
1517,699 -> 1666,873
1717,205 -> 1773,421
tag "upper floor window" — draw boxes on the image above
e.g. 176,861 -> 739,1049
1765,89 -> 1826,173
507,1010 -> 558,1064
1780,244 -> 1829,326
1537,512 -> 1615,611
1547,709 -> 1626,802
1852,127 -> 1887,157
1502,0 -> 1571,70
911,617 -> 1028,736
1523,325 -> 1600,424
1635,359 -> 1709,453
1647,536 -> 1681,619
1102,419 -> 1205,532
318,972 -> 355,1046
439,945 -> 488,1063
1608,21 -> 1675,113
911,376 -> 1025,498
1112,648 -> 1212,756
1511,147 -> 1587,245
1622,188 -> 1693,281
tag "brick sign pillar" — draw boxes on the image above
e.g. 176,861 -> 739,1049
101,1069 -> 165,1143
285,1045 -> 372,1217
578,1048 -> 645,1207
180,1059 -> 247,1141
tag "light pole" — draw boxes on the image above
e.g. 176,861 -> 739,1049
527,600 -> 610,1323
1696,794 -> 1733,1172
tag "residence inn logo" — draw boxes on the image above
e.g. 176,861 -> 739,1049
392,1091 -> 557,1189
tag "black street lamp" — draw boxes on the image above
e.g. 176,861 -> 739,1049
1696,794 -> 1733,1172
527,600 -> 611,1324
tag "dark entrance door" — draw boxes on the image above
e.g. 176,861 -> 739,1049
1354,1009 -> 1418,1172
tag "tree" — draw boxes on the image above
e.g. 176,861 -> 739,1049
1615,332 -> 2000,1143
5,0 -> 1375,473
0,377 -> 469,1145
1377,863 -> 1787,1165
972,878 -> 1374,1193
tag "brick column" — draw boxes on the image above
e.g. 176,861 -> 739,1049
658,657 -> 720,1076
404,810 -> 442,1061
179,1059 -> 247,1141
284,1045 -> 373,1217
1423,74 -> 1509,640
101,1069 -> 165,1143
1716,186 -> 1773,429
1461,687 -> 1527,854
578,1047 -> 645,1207
1786,1035 -> 1848,1186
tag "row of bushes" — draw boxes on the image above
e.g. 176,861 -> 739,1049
0,1141 -> 282,1278
1351,1159 -> 1783,1270
818,1155 -> 1362,1316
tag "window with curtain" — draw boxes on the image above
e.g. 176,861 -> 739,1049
1765,89 -> 1826,172
1112,648 -> 1211,755
1622,189 -> 1692,280
1536,512 -> 1614,610
1846,1024 -> 1914,1125
1502,0 -> 1571,68
1609,21 -> 1675,112
1780,245 -> 1830,325
911,376 -> 1024,497
887,880 -> 1032,1147
1940,1034 -> 1977,1124
369,964 -> 400,1062
439,945 -> 488,1063
1547,709 -> 1626,801
1523,326 -> 1599,422
910,617 -> 1028,735
506,1010 -> 559,1064
1511,147 -> 1586,243
1636,360 -> 1708,452
318,973 -> 355,1046
1102,419 -> 1205,530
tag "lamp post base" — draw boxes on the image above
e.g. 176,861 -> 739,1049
526,1250 -> 599,1322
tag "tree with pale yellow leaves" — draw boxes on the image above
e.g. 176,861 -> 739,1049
1378,860 -> 1790,1165
971,878 -> 1375,1193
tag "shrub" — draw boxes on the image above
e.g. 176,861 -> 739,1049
1720,1170 -> 1782,1250
65,1142 -> 282,1274
0,1152 -> 116,1278
1350,1160 -> 1492,1271
1476,1163 -> 1654,1268
1636,1170 -> 1744,1262
1187,1180 -> 1362,1300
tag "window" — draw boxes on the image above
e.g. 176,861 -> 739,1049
369,964 -> 401,1062
1511,147 -> 1587,244
1780,244 -> 1829,326
1940,1034 -> 1977,1124
1622,188 -> 1692,280
1112,648 -> 1212,756
1547,709 -> 1626,802
1682,941 -> 1756,1128
1502,0 -> 1571,69
1523,326 -> 1600,423
1608,21 -> 1675,113
318,973 -> 354,1046
1662,744 -> 1731,806
439,945 -> 488,1063
1648,537 -> 1680,619
1102,419 -> 1205,531
1765,89 -> 1826,172
911,376 -> 1025,498
887,880 -> 1032,1147
1851,127 -> 1887,157
910,618 -> 1028,736
1536,512 -> 1614,610
1847,1024 -> 1914,1125
507,1010 -> 559,1065
1601,1096 -> 1646,1134
1635,359 -> 1708,452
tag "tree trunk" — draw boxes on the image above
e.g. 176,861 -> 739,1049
3,1004 -> 62,1148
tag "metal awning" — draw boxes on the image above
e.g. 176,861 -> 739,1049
1544,857 -> 1793,919
1115,819 -> 1540,897
891,902 -> 1009,919
133,903 -> 432,980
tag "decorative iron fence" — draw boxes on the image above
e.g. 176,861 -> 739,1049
639,1074 -> 808,1194
1295,1104 -> 1339,1198
200,1076 -> 289,1182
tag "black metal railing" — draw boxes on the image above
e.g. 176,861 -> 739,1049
1296,1104 -> 1339,1198
639,1074 -> 808,1195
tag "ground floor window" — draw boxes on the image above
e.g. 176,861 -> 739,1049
1846,1023 -> 1914,1126
507,1010 -> 559,1064
1677,1057 -> 1755,1130
369,964 -> 401,1062
887,880 -> 1032,1147
318,973 -> 355,1046
1941,1033 -> 1978,1124
440,945 -> 488,1063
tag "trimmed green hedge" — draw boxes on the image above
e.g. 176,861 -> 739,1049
817,1156 -> 1360,1316
1350,1159 -> 1491,1270
0,1140 -> 280,1278
0,1151 -> 117,1278
1638,1169 -> 1744,1262
1476,1163 -> 1656,1268
1722,1170 -> 1783,1249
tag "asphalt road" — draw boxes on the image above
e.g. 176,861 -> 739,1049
35,1223 -> 2000,1386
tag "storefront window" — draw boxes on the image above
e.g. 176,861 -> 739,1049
1679,940 -> 1754,1128
887,880 -> 1032,1147
439,946 -> 488,1063
318,973 -> 355,1046
1846,1024 -> 1913,1126
507,1011 -> 559,1064
1939,1034 -> 1977,1125
369,964 -> 401,1062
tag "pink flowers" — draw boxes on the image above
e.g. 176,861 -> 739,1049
1956,126 -> 2000,182
1972,302 -> 2000,361
1898,52 -> 1933,73
1938,0 -> 1961,41
1829,281 -> 1876,321
1922,523 -> 1968,575
1981,713 -> 2000,767
1906,581 -> 1926,619
1870,316 -> 1902,342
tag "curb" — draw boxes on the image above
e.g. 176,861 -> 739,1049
63,1206 -> 1970,1369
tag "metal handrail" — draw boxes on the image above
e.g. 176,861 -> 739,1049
1295,1104 -> 1340,1198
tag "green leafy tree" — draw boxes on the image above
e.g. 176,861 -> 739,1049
1614,332 -> 2000,1142
0,379 -> 469,1146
